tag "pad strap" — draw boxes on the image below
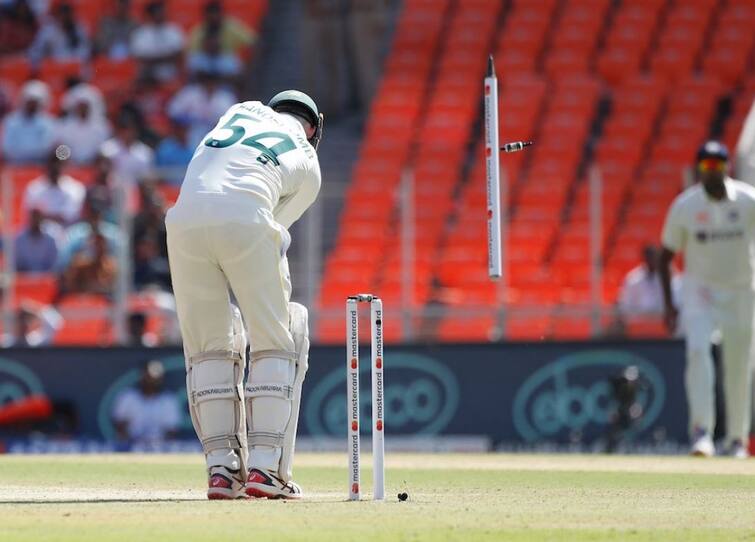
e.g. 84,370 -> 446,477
190,350 -> 243,365
248,430 -> 285,447
203,434 -> 246,452
249,350 -> 297,363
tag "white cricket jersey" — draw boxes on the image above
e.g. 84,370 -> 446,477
661,178 -> 755,289
167,101 -> 321,230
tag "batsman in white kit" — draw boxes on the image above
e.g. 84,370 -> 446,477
165,90 -> 323,498
660,141 -> 754,459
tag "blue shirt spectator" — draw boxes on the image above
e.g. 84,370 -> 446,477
14,208 -> 59,272
155,119 -> 194,184
1,80 -> 57,163
28,1 -> 90,64
56,203 -> 123,272
187,28 -> 241,79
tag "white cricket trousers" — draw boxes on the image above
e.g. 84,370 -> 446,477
165,205 -> 295,358
682,279 -> 754,445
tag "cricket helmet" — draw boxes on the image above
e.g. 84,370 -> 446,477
268,90 -> 324,150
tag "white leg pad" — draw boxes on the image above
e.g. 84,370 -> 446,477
187,346 -> 248,473
245,302 -> 309,482
280,302 -> 310,482
245,351 -> 297,472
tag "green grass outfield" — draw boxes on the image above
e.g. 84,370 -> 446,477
0,453 -> 754,541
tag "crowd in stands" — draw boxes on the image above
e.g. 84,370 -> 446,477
0,0 -> 261,346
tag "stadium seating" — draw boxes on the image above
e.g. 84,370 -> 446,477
319,0 -> 755,342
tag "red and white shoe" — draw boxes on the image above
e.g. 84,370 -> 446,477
207,466 -> 248,500
245,468 -> 303,499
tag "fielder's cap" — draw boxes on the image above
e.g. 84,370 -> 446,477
696,140 -> 729,162
268,90 -> 319,127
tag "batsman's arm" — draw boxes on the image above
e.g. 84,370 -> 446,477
274,168 -> 321,229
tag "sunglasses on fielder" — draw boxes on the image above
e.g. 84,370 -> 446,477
697,159 -> 727,172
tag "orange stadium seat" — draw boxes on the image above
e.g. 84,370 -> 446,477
54,294 -> 113,346
437,312 -> 498,342
0,57 -> 31,84
14,274 -> 58,305
506,313 -> 550,340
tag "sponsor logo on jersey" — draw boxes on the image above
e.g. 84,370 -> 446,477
695,211 -> 709,224
695,229 -> 744,243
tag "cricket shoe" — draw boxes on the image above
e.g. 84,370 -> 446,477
690,429 -> 715,457
207,465 -> 248,500
724,440 -> 749,459
245,468 -> 303,499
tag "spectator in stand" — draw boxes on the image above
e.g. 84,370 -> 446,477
130,74 -> 172,137
86,154 -> 117,222
15,208 -> 59,272
618,245 -> 681,317
134,234 -> 171,291
0,81 -> 13,119
57,84 -> 111,164
1,80 -> 56,164
130,0 -> 185,82
126,312 -> 158,346
0,0 -> 39,55
131,180 -> 172,292
56,196 -> 121,272
112,360 -> 180,445
167,71 -> 236,147
155,118 -> 193,184
22,152 -> 86,226
100,115 -> 154,210
93,0 -> 137,59
60,81 -> 105,116
188,0 -> 255,58
60,229 -> 117,297
187,25 -> 242,80
1,300 -> 62,347
117,100 -> 160,147
28,1 -> 90,64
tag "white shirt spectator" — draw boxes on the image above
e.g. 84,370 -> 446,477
112,388 -> 180,443
57,85 -> 111,164
1,80 -> 56,163
130,22 -> 184,59
1,305 -> 63,347
130,19 -> 184,81
28,4 -> 90,63
99,137 -> 155,185
23,174 -> 86,225
168,82 -> 236,147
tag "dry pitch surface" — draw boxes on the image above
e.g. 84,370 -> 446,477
0,453 -> 754,541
